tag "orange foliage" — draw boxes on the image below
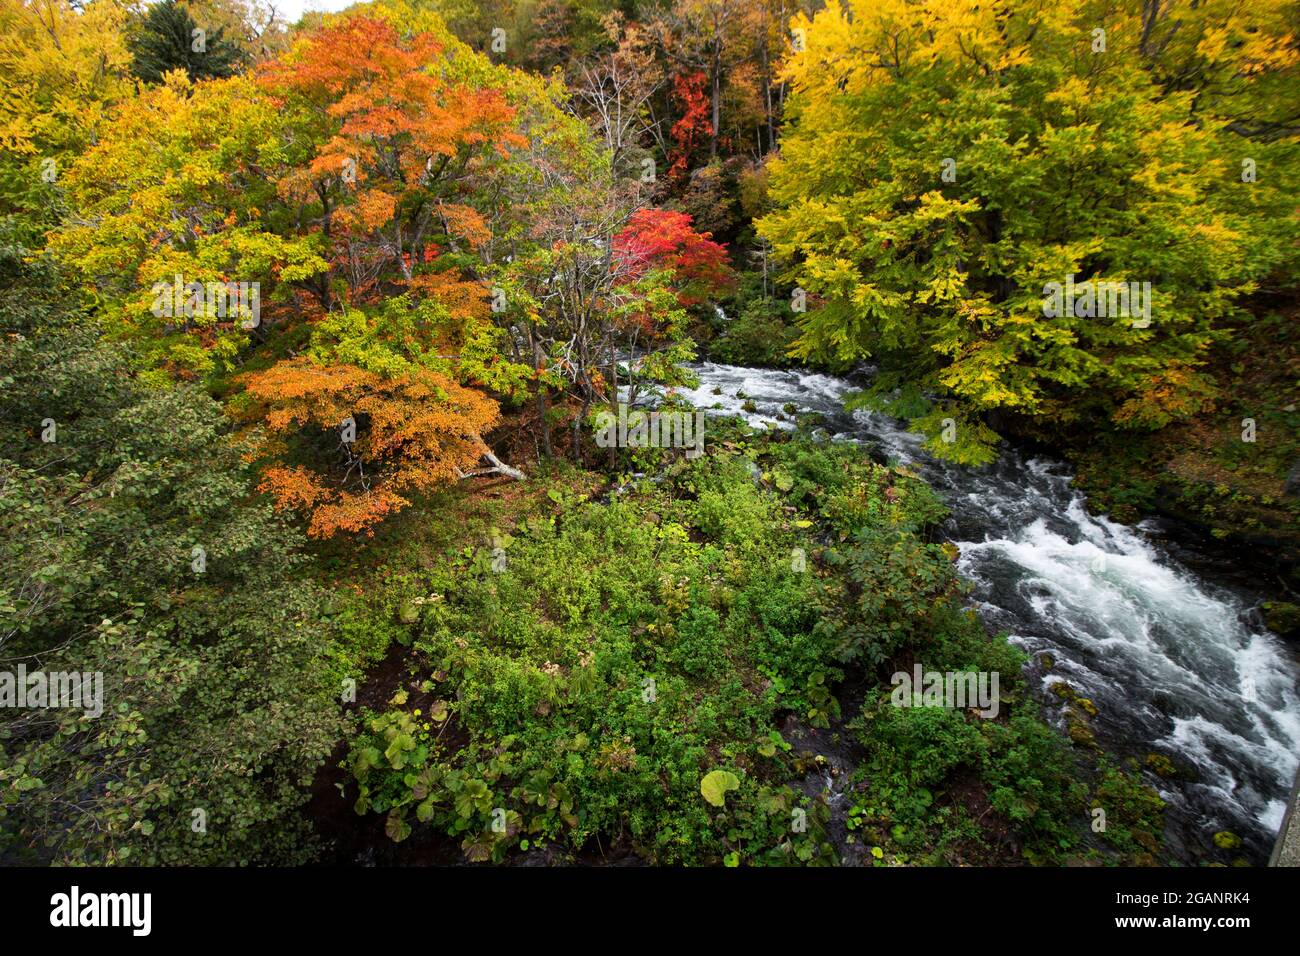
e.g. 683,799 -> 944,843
257,16 -> 526,297
405,270 -> 492,322
438,202 -> 492,251
244,359 -> 501,537
1113,361 -> 1219,429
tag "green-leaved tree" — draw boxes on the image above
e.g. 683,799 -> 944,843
129,0 -> 245,83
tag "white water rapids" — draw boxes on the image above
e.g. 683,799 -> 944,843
674,361 -> 1300,862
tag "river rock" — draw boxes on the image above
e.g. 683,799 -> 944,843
1263,601 -> 1300,639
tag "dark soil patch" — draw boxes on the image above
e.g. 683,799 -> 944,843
307,638 -> 465,866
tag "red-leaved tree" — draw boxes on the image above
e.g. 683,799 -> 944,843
613,207 -> 733,305
667,71 -> 712,179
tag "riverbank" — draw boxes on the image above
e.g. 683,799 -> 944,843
990,300 -> 1300,629
679,362 -> 1299,864
306,416 -> 1188,866
304,371 -> 1300,867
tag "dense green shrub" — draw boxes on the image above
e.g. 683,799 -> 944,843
345,432 -> 920,863
341,423 -> 1108,866
711,296 -> 801,368
0,250 -> 347,864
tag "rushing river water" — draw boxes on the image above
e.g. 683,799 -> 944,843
676,361 -> 1300,863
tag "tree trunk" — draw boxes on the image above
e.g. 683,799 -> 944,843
572,396 -> 587,465
534,342 -> 552,459
710,50 -> 721,159
459,449 -> 525,481
537,386 -> 552,459
607,361 -> 620,470
761,38 -> 774,152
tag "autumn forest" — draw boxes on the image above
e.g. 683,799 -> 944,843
2,0 -> 1299,881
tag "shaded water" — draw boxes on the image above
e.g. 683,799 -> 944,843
677,361 -> 1300,863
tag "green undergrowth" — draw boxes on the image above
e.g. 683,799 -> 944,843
337,421 -> 1165,865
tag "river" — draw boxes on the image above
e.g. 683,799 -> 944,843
677,361 -> 1300,864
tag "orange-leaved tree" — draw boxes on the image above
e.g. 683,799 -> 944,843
236,11 -> 535,535
255,12 -> 526,309
243,359 -> 504,538
49,5 -> 544,536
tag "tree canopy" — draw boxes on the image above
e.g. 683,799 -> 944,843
759,0 -> 1300,461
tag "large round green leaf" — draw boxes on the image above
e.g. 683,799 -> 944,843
700,770 -> 741,808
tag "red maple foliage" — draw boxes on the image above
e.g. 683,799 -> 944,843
667,71 -> 712,180
613,208 -> 734,305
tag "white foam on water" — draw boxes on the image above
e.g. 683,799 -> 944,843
687,362 -> 1300,851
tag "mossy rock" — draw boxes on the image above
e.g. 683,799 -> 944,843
1263,601 -> 1300,638
741,400 -> 757,413
1145,753 -> 1177,777
1067,719 -> 1097,748
1050,681 -> 1077,701
1067,701 -> 1095,725
1132,829 -> 1159,853
1109,503 -> 1140,524
735,389 -> 749,399
1039,653 -> 1055,670
797,412 -> 827,429
1212,830 -> 1242,850
783,402 -> 798,415
1075,697 -> 1099,717
1286,457 -> 1300,497
711,386 -> 723,396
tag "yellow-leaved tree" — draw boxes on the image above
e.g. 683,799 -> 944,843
760,0 -> 1300,462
